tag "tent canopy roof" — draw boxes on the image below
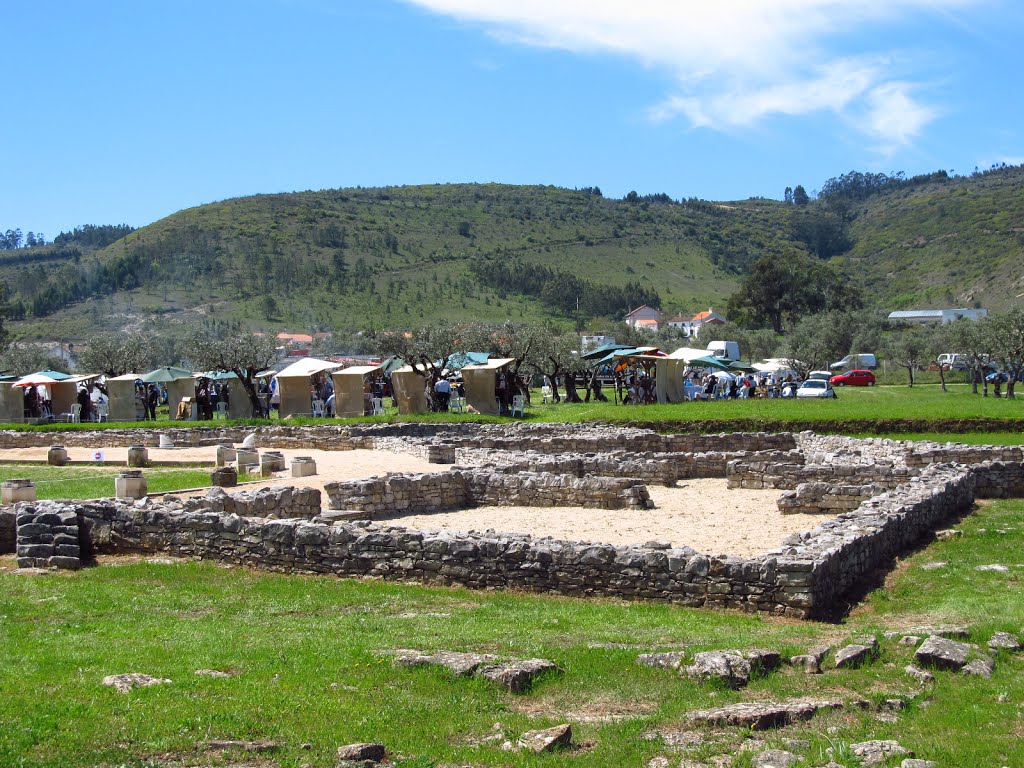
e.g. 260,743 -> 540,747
580,343 -> 632,360
35,369 -> 72,380
335,364 -> 382,376
461,357 -> 515,372
141,366 -> 194,383
443,351 -> 490,371
275,357 -> 343,378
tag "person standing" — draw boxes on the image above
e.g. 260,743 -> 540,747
433,376 -> 451,411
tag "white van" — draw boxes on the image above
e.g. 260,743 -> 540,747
937,353 -> 967,370
830,353 -> 877,371
706,340 -> 741,361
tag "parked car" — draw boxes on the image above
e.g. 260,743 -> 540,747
830,353 -> 878,371
937,353 -> 967,370
830,369 -> 876,386
807,370 -> 832,381
797,379 -> 837,399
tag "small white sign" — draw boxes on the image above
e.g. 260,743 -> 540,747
92,450 -> 105,462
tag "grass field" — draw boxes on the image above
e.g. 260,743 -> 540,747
0,465 -> 213,499
1,498 -> 1021,768
4,384 -> 1024,438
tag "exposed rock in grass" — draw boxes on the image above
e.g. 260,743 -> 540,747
900,760 -> 936,768
685,650 -> 751,688
915,635 -> 971,671
988,631 -> 1022,651
885,625 -> 970,640
850,740 -> 912,765
975,563 -> 1010,572
516,723 -> 572,753
206,739 -> 278,752
834,636 -> 877,669
899,635 -> 922,646
920,561 -> 947,570
101,673 -> 172,693
638,651 -> 687,670
336,742 -> 386,764
477,659 -> 559,693
746,648 -> 783,673
386,649 -> 497,676
379,648 -> 559,693
790,644 -> 831,675
962,657 -> 994,678
195,668 -> 235,678
752,749 -> 800,767
687,699 -> 847,730
935,529 -> 961,540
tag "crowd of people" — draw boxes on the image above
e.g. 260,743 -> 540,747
616,368 -> 801,404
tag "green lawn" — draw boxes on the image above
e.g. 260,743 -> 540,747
1,499 -> 1022,767
5,384 -> 1023,437
0,465 -> 213,499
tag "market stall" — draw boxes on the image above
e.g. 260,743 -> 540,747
331,364 -> 382,417
461,357 -> 515,416
390,365 -> 429,415
273,358 -> 342,418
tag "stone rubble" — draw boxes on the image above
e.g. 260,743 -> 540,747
686,699 -> 849,730
988,631 -> 1022,651
379,649 -> 558,692
915,635 -> 972,671
850,740 -> 913,765
515,723 -> 572,753
752,749 -> 800,768
101,673 -> 172,693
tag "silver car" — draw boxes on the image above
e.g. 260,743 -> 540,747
796,379 -> 837,399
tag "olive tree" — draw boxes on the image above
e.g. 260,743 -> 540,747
989,307 -> 1024,399
76,332 -> 151,377
186,326 -> 278,416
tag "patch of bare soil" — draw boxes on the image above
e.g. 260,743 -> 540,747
509,693 -> 659,723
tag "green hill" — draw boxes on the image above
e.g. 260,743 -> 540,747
837,166 -> 1024,309
3,168 -> 1023,340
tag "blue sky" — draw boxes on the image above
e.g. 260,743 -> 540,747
3,0 -> 1022,239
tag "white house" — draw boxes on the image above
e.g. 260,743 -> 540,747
666,308 -> 727,337
624,305 -> 662,332
887,308 -> 989,325
581,335 -> 615,352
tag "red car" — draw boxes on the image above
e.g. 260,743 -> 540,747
830,369 -> 876,386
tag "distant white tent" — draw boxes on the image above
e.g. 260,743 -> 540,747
461,358 -> 515,416
274,357 -> 343,418
390,365 -> 429,415
332,364 -> 382,417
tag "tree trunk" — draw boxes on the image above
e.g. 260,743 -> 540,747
938,364 -> 947,393
971,366 -> 979,394
586,368 -> 607,402
1008,374 -> 1017,399
543,370 -> 562,403
563,372 -> 582,403
235,369 -> 264,417
906,365 -> 914,387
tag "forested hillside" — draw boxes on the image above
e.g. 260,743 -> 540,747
3,167 -> 1022,340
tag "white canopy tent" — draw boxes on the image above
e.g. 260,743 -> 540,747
331,364 -> 382,417
107,374 -> 144,422
273,357 -> 342,418
461,358 -> 515,416
390,365 -> 430,415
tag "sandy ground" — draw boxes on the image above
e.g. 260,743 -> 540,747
0,445 -> 830,556
389,481 -> 819,557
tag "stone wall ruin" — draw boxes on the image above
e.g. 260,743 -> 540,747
2,424 -> 1022,619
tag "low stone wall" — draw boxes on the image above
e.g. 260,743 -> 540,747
14,504 -> 87,569
907,444 -> 1024,467
181,486 -> 322,520
972,461 -> 1024,499
784,465 -> 977,612
483,449 -> 804,486
0,508 -> 15,554
324,470 -> 652,517
727,460 -> 918,491
777,482 -> 883,515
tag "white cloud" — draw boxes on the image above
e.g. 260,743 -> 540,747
403,0 -> 980,147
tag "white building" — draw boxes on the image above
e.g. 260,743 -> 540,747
624,305 -> 662,332
580,335 -> 615,352
887,308 -> 989,325
666,308 -> 727,337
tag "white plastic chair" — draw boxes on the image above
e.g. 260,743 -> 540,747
95,403 -> 109,422
216,402 -> 228,419
311,399 -> 325,417
63,403 -> 82,423
511,395 -> 526,417
370,397 -> 385,416
449,395 -> 464,413
541,385 -> 552,403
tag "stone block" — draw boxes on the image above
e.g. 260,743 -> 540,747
115,470 -> 147,500
47,445 -> 68,466
2,479 -> 37,504
291,457 -> 317,477
127,445 -> 149,467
